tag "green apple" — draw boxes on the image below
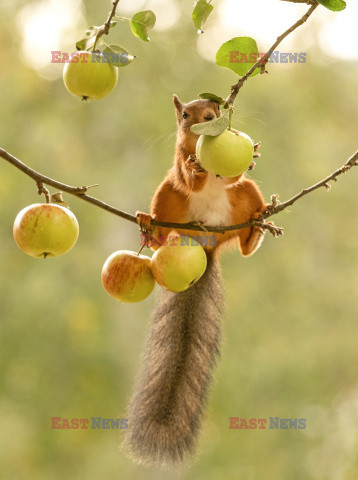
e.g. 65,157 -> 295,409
63,51 -> 118,101
13,203 -> 79,258
196,128 -> 254,177
101,250 -> 155,303
151,236 -> 207,292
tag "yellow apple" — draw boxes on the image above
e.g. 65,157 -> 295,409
63,51 -> 118,101
13,203 -> 79,258
101,250 -> 155,303
196,128 -> 254,177
151,236 -> 207,292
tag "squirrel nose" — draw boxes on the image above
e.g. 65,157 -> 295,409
204,113 -> 215,121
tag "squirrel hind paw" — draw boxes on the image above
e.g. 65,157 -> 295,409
253,141 -> 261,152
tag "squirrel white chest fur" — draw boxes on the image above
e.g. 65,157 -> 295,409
187,173 -> 231,226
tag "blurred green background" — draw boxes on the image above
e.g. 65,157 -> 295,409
1,1 -> 358,479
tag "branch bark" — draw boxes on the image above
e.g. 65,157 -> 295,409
1,148 -> 357,236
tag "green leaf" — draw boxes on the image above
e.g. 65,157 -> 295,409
192,0 -> 214,33
130,10 -> 156,42
199,92 -> 225,105
76,35 -> 96,51
216,36 -> 260,77
103,45 -> 135,67
190,113 -> 230,136
316,0 -> 346,11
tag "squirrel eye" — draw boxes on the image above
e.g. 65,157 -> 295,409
182,112 -> 189,119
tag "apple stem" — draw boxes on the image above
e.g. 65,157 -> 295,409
37,181 -> 50,203
228,107 -> 233,131
137,244 -> 145,256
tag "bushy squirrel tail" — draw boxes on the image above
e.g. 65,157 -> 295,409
122,252 -> 224,468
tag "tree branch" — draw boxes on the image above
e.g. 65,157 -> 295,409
93,0 -> 121,50
224,1 -> 319,108
103,0 -> 121,35
1,148 -> 357,237
0,148 -> 136,224
261,150 -> 358,219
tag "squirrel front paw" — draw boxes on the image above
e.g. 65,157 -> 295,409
136,211 -> 158,247
136,211 -> 154,234
185,154 -> 207,176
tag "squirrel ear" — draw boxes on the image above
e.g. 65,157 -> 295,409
173,94 -> 183,113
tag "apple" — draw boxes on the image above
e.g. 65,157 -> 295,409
13,203 -> 79,258
101,250 -> 155,303
151,236 -> 207,292
63,51 -> 118,101
196,128 -> 254,177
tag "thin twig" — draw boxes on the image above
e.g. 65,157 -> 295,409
1,148 -> 357,236
0,148 -> 135,223
103,0 -> 121,34
262,150 -> 358,219
93,0 -> 121,50
224,1 -> 319,108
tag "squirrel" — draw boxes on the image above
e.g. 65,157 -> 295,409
122,95 -> 273,468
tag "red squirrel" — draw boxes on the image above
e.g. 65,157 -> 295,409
135,94 -> 269,255
123,95 -> 273,468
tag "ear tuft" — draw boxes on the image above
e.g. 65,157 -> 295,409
173,94 -> 183,113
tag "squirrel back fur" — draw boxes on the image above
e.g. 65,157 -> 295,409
123,252 -> 224,467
